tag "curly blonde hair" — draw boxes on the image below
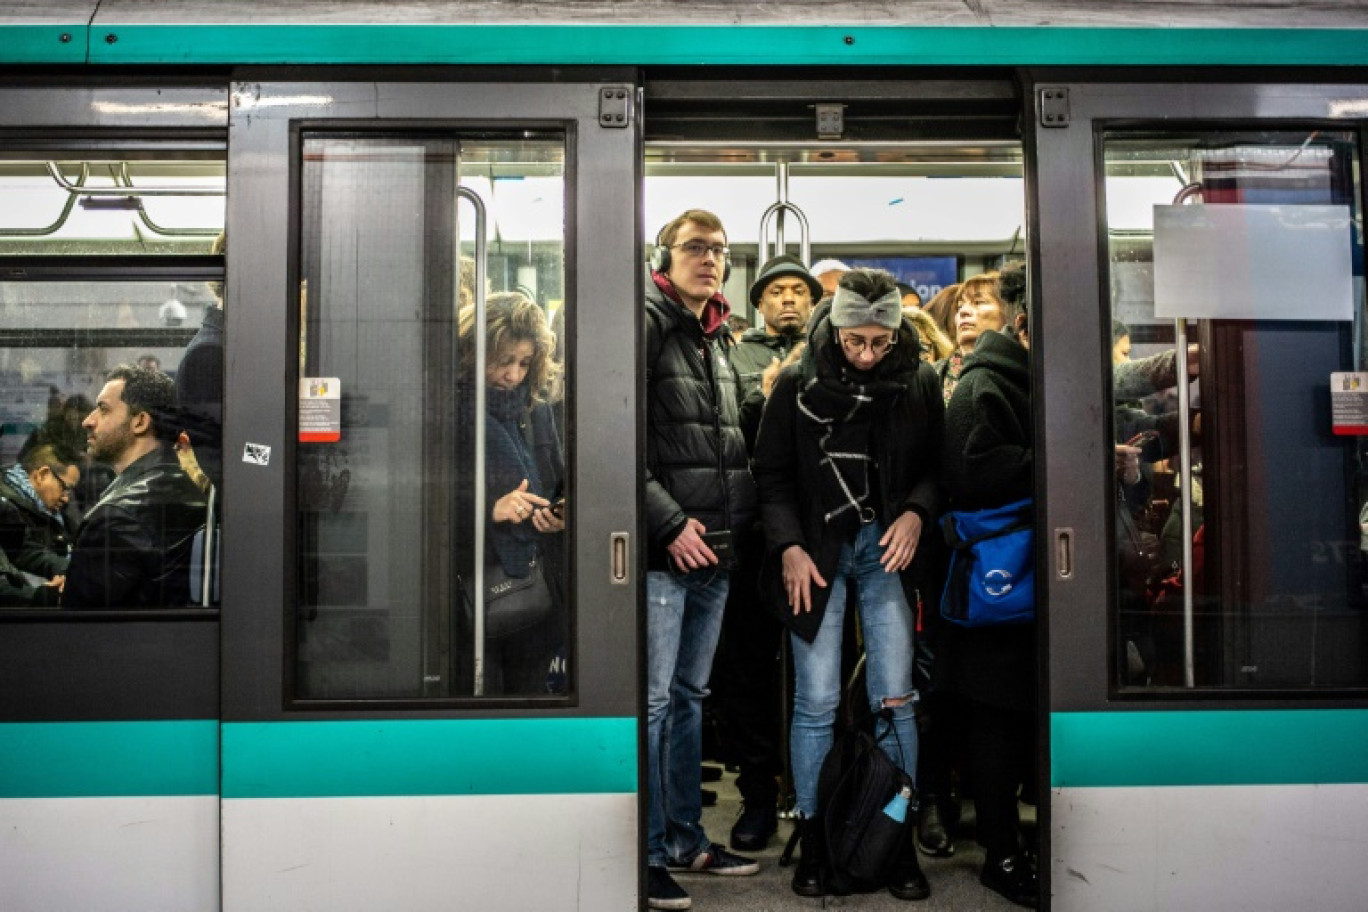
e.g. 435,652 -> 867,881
458,291 -> 562,403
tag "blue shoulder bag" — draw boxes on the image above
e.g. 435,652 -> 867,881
940,498 -> 1035,627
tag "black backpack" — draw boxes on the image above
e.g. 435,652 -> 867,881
818,708 -> 916,893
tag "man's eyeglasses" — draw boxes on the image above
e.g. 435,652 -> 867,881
840,331 -> 896,357
45,466 -> 74,496
671,240 -> 730,260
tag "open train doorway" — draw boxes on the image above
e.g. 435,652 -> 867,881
640,70 -> 1036,910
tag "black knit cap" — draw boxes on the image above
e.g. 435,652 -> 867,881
748,254 -> 824,307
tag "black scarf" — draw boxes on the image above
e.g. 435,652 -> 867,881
795,315 -> 909,536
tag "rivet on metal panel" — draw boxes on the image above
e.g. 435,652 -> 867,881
105,33 -> 118,44
598,85 -> 632,129
1039,86 -> 1070,128
59,33 -> 72,44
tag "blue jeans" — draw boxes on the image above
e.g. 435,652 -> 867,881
646,567 -> 730,867
790,522 -> 919,818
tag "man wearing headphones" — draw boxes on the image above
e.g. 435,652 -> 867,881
644,209 -> 760,910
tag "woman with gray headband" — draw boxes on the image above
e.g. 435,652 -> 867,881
752,267 -> 944,901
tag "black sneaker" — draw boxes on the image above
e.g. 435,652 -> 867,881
648,865 -> 691,910
668,843 -> 761,876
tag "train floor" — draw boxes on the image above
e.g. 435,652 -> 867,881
685,768 -> 1032,912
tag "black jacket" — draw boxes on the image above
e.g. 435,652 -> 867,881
63,447 -> 208,609
935,328 -> 1036,712
752,313 -> 944,642
644,279 -> 757,571
0,473 -> 73,579
732,328 -> 803,452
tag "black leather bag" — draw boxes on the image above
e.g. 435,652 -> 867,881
462,557 -> 554,639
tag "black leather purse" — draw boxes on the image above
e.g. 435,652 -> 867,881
462,557 -> 554,639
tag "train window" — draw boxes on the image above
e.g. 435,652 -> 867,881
0,156 -> 224,255
0,147 -> 224,612
294,132 -> 569,701
1105,130 -> 1368,691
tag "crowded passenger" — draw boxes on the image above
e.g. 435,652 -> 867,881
937,273 -> 1004,403
0,442 -> 79,579
904,307 -> 955,363
810,258 -> 851,297
714,253 -> 822,854
897,281 -> 923,310
456,291 -> 567,696
752,267 -> 941,901
175,230 -> 226,491
936,261 -> 1038,908
921,282 -> 961,347
62,365 -> 208,609
644,209 -> 760,911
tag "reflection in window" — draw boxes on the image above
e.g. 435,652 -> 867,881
295,134 -> 569,701
1105,132 -> 1367,691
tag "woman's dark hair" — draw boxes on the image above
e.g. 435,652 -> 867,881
1112,319 -> 1131,345
996,260 -> 1028,321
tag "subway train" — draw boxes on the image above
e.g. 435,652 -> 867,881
2,2 -> 1368,910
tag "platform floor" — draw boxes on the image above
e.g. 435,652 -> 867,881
680,768 -> 1034,912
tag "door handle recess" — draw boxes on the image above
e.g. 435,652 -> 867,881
611,532 -> 630,584
1055,527 -> 1074,580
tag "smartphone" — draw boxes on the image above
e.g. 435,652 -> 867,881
699,530 -> 737,569
549,499 -> 565,519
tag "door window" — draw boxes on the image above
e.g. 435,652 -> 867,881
1104,130 -> 1368,690
294,133 -> 570,700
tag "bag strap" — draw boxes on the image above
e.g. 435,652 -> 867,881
941,503 -> 1033,552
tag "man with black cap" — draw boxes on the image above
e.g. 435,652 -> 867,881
714,254 -> 821,854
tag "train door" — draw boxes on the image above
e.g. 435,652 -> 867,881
221,74 -> 641,910
1030,77 -> 1368,909
0,84 -> 227,911
640,73 -> 1039,910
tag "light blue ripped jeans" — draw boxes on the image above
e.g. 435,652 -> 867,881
790,521 -> 919,818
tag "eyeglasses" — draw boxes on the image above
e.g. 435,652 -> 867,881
671,240 -> 730,260
45,466 -> 74,497
840,331 -> 896,357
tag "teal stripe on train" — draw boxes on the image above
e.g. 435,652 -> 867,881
0,720 -> 218,798
222,717 -> 636,798
1052,709 -> 1368,788
5,25 -> 1363,67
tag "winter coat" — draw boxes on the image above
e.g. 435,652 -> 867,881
752,311 -> 944,643
0,472 -> 73,579
732,328 -> 803,452
935,328 -> 1036,711
63,447 -> 208,609
644,279 -> 757,571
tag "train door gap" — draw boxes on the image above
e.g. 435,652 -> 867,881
641,72 -> 1034,911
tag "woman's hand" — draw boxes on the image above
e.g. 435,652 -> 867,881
782,545 -> 827,615
531,501 -> 565,533
879,510 -> 924,573
493,479 -> 550,524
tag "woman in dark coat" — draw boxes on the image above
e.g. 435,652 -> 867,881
753,268 -> 943,901
457,291 -> 566,695
935,261 -> 1038,908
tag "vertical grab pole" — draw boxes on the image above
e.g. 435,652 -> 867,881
775,162 -> 789,259
1174,318 -> 1196,688
456,185 -> 490,696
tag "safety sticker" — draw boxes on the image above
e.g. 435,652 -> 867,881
1331,372 -> 1368,435
300,377 -> 342,443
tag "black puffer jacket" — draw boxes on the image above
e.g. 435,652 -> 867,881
64,447 -> 208,609
752,311 -> 944,642
644,280 -> 756,571
0,473 -> 73,579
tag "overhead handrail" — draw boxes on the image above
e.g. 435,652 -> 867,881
46,161 -> 224,197
757,201 -> 812,266
0,163 -> 88,237
456,185 -> 492,696
111,164 -> 221,238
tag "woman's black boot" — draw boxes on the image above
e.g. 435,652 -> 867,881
888,830 -> 931,901
791,815 -> 825,897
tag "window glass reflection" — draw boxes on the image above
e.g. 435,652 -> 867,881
1105,132 -> 1368,691
295,133 -> 569,701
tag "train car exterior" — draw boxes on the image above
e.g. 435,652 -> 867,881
2,3 -> 1368,911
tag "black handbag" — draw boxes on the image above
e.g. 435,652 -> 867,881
462,556 -> 555,639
